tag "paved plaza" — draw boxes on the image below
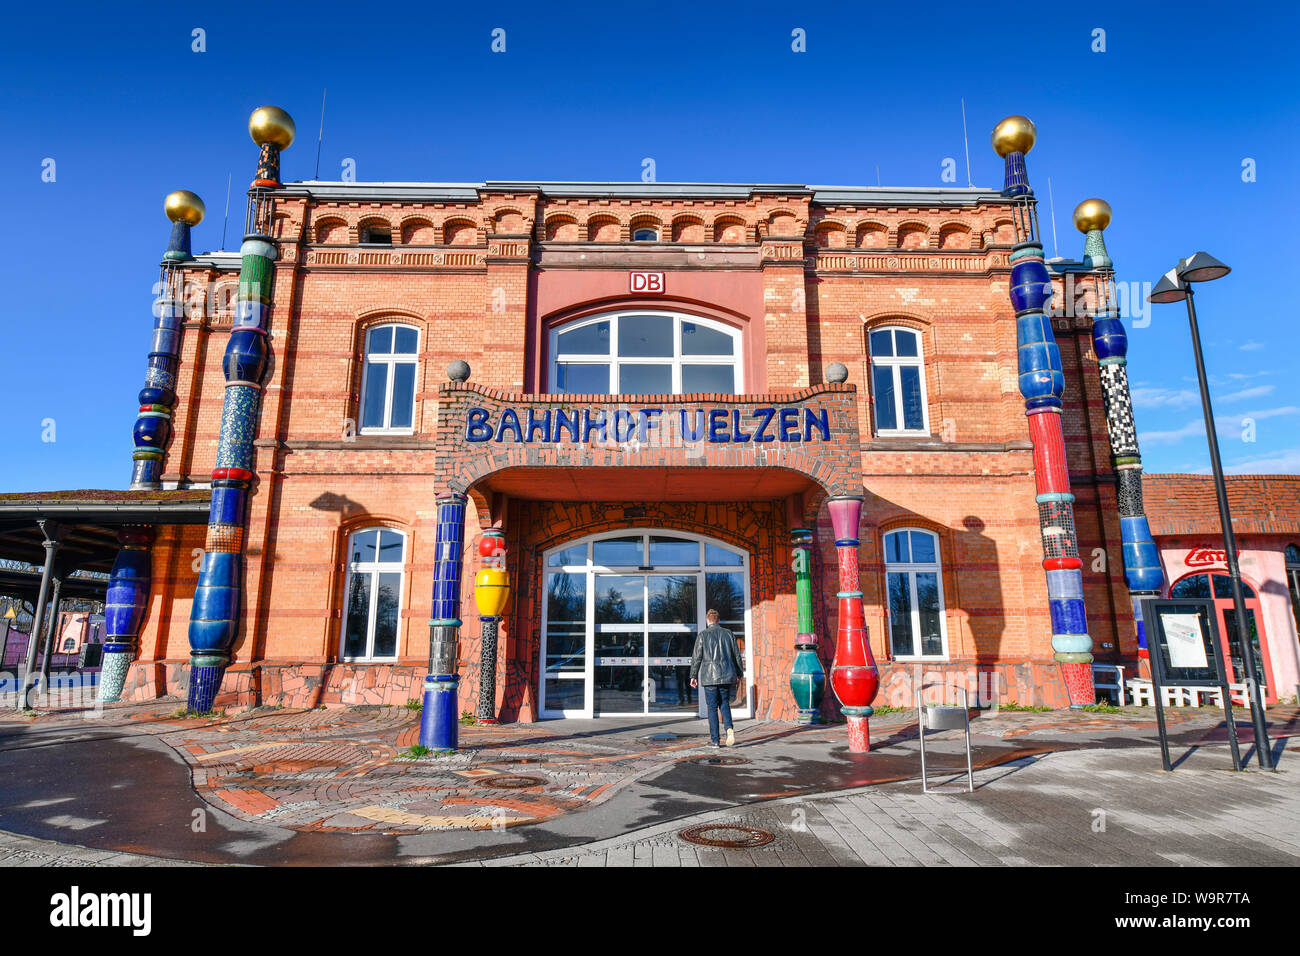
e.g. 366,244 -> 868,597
0,700 -> 1295,866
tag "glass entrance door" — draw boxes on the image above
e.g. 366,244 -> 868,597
539,531 -> 750,719
592,573 -> 699,715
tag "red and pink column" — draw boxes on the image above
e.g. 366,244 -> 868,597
827,496 -> 880,751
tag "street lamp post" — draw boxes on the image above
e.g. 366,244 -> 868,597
1149,253 -> 1273,769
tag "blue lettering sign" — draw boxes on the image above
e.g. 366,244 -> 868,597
466,407 -> 493,442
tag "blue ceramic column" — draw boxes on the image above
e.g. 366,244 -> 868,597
99,528 -> 155,702
993,115 -> 1095,707
185,107 -> 294,713
420,493 -> 468,750
101,191 -> 205,703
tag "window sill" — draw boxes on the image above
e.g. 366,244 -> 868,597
358,429 -> 416,437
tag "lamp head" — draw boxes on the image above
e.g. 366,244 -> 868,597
1148,268 -> 1188,304
1177,251 -> 1231,283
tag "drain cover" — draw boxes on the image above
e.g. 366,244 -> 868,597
679,824 -> 775,848
684,755 -> 749,766
479,773 -> 546,789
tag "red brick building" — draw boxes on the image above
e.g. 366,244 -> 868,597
115,180 -> 1149,719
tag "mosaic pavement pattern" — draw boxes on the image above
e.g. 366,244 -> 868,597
7,700 -> 1291,837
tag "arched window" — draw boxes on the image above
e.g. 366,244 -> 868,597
360,324 -> 419,432
632,227 -> 659,241
869,326 -> 929,435
549,310 -> 742,395
883,528 -> 947,658
1170,573 -> 1256,600
341,528 -> 405,661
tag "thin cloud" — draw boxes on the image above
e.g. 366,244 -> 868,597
1189,446 -> 1300,475
1131,386 -> 1197,409
1218,384 -> 1275,403
1238,341 -> 1265,351
1138,406 -> 1299,446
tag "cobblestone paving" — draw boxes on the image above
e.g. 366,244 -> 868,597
3,699 -> 1291,842
461,746 -> 1300,867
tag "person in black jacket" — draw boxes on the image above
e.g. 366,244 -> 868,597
690,608 -> 743,748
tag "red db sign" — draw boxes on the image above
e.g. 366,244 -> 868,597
630,271 -> 665,294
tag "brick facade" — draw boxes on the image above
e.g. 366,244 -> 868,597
122,182 -> 1140,716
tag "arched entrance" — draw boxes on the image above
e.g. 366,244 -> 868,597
540,529 -> 751,719
1169,571 -> 1276,704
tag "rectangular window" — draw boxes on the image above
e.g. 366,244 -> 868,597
873,366 -> 897,431
900,366 -> 924,430
555,362 -> 610,394
389,364 -> 416,429
361,364 -> 388,429
682,364 -> 735,394
344,574 -> 371,658
618,363 -> 672,394
887,572 -> 914,657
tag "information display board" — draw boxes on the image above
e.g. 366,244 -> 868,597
1141,598 -> 1242,771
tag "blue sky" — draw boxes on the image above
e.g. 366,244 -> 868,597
2,0 -> 1297,492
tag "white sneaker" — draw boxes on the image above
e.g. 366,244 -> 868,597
725,728 -> 735,748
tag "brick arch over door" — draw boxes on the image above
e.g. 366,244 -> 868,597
434,383 -> 864,500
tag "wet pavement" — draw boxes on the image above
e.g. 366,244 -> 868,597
0,700 -> 1294,866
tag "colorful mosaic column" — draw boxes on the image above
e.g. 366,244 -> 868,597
993,116 -> 1094,706
475,528 -> 509,725
131,191 -> 203,490
827,497 -> 879,751
102,191 -> 204,703
186,107 -> 294,713
99,528 -> 155,703
1075,200 -> 1164,673
421,493 -> 468,750
788,528 -> 825,723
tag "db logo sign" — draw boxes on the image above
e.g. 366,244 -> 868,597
630,271 -> 665,294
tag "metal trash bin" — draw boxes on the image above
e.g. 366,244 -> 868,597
916,686 -> 974,793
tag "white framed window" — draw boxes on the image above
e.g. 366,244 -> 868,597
869,326 -> 929,435
549,310 -> 742,396
341,527 -> 406,661
360,324 -> 419,433
632,227 -> 659,241
884,528 -> 947,659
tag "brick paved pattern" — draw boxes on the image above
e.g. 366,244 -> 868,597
465,747 -> 1300,867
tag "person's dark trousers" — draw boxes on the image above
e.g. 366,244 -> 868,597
703,683 -> 734,744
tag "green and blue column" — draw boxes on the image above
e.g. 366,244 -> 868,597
788,528 -> 825,723
185,107 -> 294,713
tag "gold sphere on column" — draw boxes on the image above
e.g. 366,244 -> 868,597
991,115 -> 1037,157
1073,198 -> 1112,233
248,106 -> 296,149
164,190 -> 205,225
